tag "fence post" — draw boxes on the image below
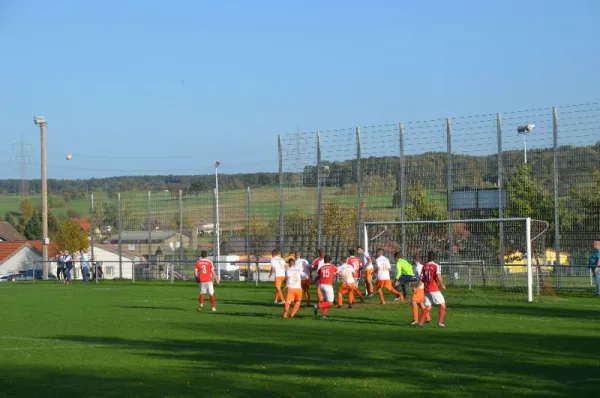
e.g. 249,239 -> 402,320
399,122 -> 407,258
497,113 -> 505,289
90,193 -> 96,284
356,127 -> 363,247
118,192 -> 123,279
317,132 -> 323,249
278,134 -> 284,255
553,106 -> 561,290
132,260 -> 135,284
468,264 -> 472,290
446,118 -> 454,285
213,188 -> 219,277
246,186 -> 254,285
178,189 -> 183,285
147,191 -> 152,275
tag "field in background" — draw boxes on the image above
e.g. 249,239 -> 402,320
1,282 -> 599,397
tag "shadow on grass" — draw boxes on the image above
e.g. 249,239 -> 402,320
117,305 -> 188,311
450,302 -> 600,320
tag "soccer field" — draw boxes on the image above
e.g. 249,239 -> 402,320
1,283 -> 599,397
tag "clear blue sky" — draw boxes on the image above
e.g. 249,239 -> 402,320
1,0 -> 598,179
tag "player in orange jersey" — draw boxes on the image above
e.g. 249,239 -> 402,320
269,249 -> 286,304
336,262 -> 356,309
374,248 -> 404,304
313,255 -> 337,319
283,258 -> 308,319
295,251 -> 312,306
194,251 -> 220,312
346,249 -> 365,303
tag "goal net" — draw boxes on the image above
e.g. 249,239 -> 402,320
363,218 -> 550,302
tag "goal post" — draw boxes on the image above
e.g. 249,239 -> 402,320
363,217 -> 549,302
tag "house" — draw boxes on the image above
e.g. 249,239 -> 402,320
0,221 -> 26,242
0,241 -> 58,276
83,244 -> 143,280
107,231 -> 190,255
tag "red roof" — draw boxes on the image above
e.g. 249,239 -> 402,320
0,241 -> 58,264
72,218 -> 91,233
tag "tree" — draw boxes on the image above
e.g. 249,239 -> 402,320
24,211 -> 43,240
190,180 -> 210,193
322,201 -> 358,238
55,219 -> 89,253
247,217 -> 271,281
18,199 -> 34,221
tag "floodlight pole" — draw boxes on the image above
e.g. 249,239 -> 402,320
215,161 -> 221,277
522,134 -> 528,164
34,117 -> 49,280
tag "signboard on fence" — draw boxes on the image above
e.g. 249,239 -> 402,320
450,188 -> 506,210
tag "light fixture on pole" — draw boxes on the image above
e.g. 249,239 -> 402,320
517,124 -> 535,164
33,116 -> 49,280
215,161 -> 221,277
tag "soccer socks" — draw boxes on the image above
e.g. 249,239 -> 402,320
199,294 -> 204,306
291,301 -> 301,318
275,290 -> 285,303
209,295 -> 216,309
319,301 -> 332,316
412,305 -> 419,322
439,305 -> 446,324
420,307 -> 431,324
283,301 -> 290,317
316,285 -> 324,303
305,290 -> 311,306
353,287 -> 363,299
377,289 -> 385,304
337,294 -> 343,307
389,287 -> 404,302
348,291 -> 355,305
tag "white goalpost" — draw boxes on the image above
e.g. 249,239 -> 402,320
364,217 -> 550,302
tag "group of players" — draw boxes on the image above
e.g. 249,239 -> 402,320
193,246 -> 447,327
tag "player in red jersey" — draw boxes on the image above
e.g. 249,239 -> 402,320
312,249 -> 325,303
313,255 -> 337,319
346,249 -> 365,303
194,251 -> 220,312
419,251 -> 447,328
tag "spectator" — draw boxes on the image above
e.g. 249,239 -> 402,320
55,251 -> 63,282
63,250 -> 73,284
589,240 -> 600,297
79,249 -> 89,283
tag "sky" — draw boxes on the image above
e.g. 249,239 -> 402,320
0,0 -> 599,180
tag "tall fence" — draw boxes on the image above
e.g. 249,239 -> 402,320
10,103 -> 598,290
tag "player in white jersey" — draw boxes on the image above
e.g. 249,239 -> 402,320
269,249 -> 287,304
336,262 -> 356,309
374,248 -> 404,304
283,259 -> 308,319
294,251 -> 312,306
358,246 -> 374,297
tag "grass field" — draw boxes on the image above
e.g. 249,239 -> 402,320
1,282 -> 599,397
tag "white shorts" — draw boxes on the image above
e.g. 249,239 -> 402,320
320,284 -> 334,302
199,282 -> 214,295
424,291 -> 445,307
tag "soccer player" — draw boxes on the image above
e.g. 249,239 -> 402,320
336,261 -> 356,308
374,248 -> 404,304
410,254 -> 431,325
295,251 -> 312,306
346,249 -> 365,302
393,252 -> 415,299
312,249 -> 326,302
589,240 -> 600,297
357,246 -> 374,297
419,251 -> 447,328
313,255 -> 337,319
283,259 -> 308,319
194,251 -> 220,312
269,249 -> 286,304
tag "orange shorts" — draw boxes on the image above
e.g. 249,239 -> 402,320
338,282 -> 356,295
275,276 -> 285,289
412,288 -> 425,304
377,280 -> 393,290
301,280 -> 310,291
286,288 -> 302,302
365,269 -> 374,282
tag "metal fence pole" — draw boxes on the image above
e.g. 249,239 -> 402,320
147,191 -> 152,274
497,113 -> 505,289
177,189 -> 183,285
246,186 -> 253,285
446,118 -> 454,285
117,192 -> 123,279
213,188 -> 219,276
90,193 -> 96,284
356,127 -> 363,247
553,106 -> 561,290
399,122 -> 407,258
316,132 -> 323,249
278,134 -> 284,255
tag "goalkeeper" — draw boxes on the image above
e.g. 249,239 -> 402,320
393,252 -> 415,299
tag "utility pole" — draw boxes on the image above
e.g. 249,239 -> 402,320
33,116 -> 49,280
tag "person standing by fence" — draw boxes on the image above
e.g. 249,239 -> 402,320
55,251 -> 63,282
79,249 -> 89,283
63,250 -> 73,284
589,240 -> 600,297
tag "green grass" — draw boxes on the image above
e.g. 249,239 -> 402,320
1,282 -> 599,397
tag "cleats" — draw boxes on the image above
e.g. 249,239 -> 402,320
212,307 -> 216,312
321,315 -> 328,320
348,304 -> 353,309
438,323 -> 446,328
197,307 -> 202,312
411,321 -> 418,326
419,323 -> 425,328
313,304 -> 318,316
393,297 -> 402,301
